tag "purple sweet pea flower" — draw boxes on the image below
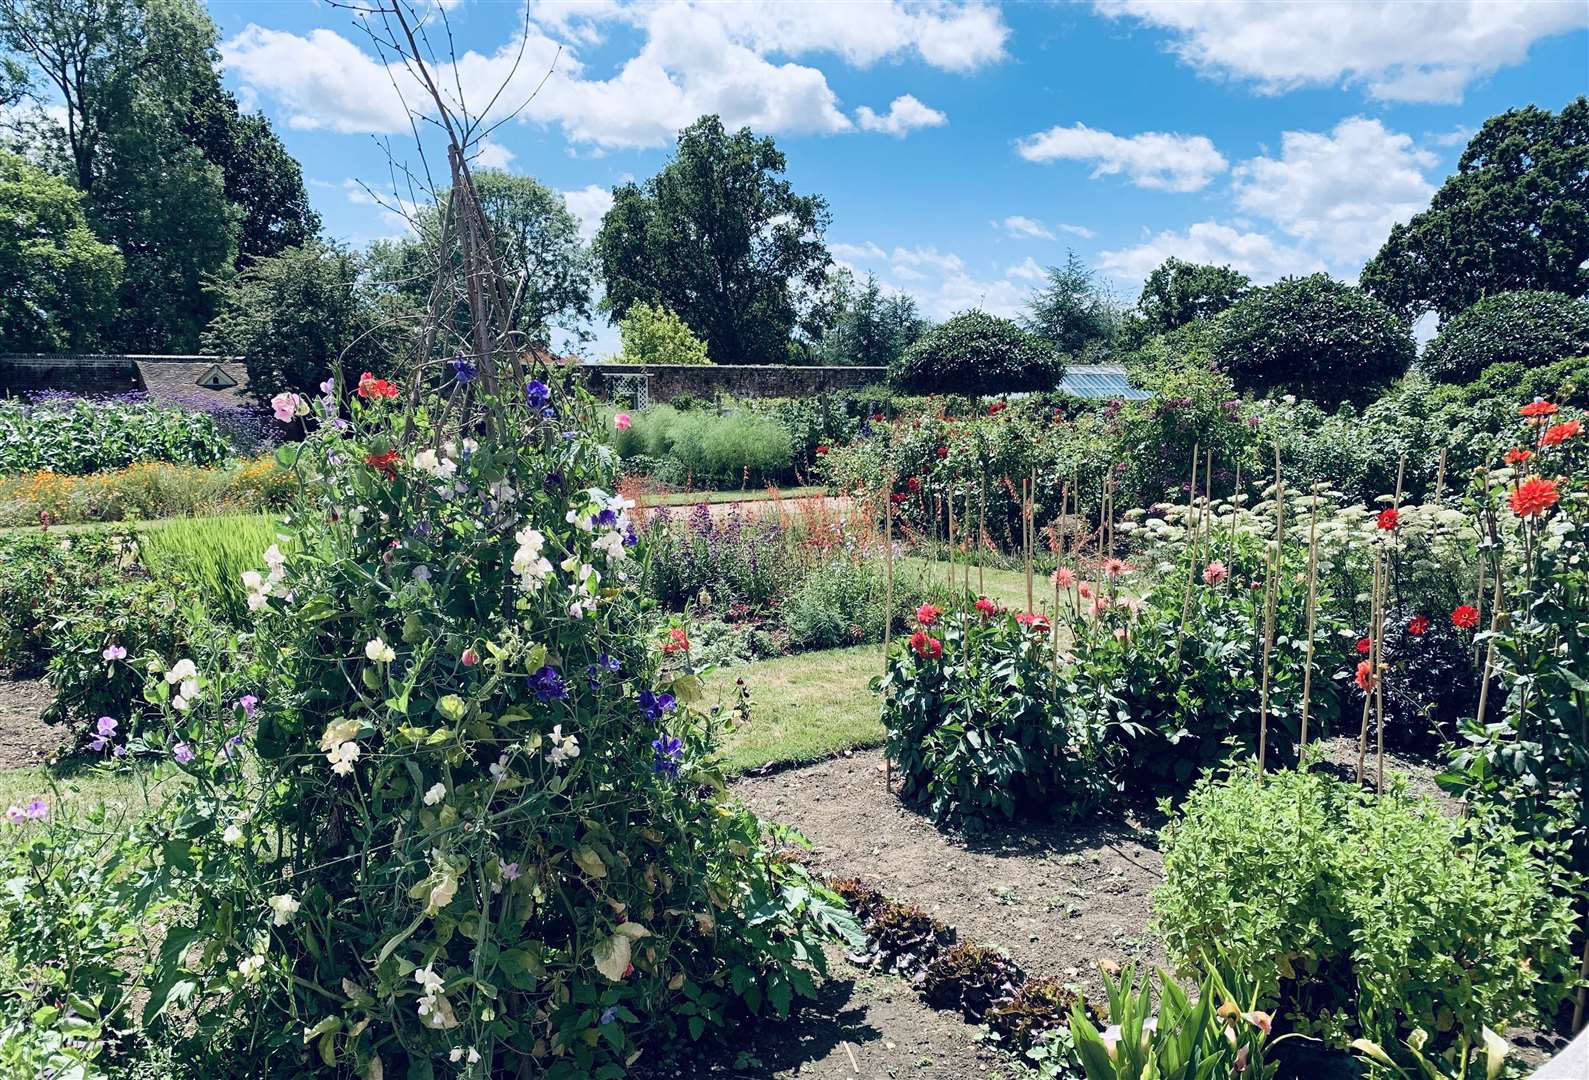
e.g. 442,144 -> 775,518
529,665 -> 567,703
102,644 -> 126,661
450,354 -> 479,385
638,690 -> 676,724
238,695 -> 258,719
24,800 -> 47,820
651,735 -> 683,777
173,742 -> 195,764
89,716 -> 117,752
525,380 -> 550,408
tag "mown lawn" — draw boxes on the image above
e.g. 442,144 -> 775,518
643,485 -> 826,507
708,644 -> 886,775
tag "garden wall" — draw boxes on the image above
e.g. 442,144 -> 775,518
581,363 -> 887,405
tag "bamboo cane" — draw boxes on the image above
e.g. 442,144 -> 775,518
1025,475 -> 1035,613
883,490 -> 894,792
963,488 -> 972,596
977,485 -> 986,597
1357,551 -> 1383,785
946,491 -> 956,595
1434,447 -> 1448,505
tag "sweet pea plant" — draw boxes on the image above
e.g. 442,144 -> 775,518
132,368 -> 852,1077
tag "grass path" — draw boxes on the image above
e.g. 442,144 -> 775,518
709,644 -> 885,775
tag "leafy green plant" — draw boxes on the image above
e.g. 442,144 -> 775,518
119,367 -> 858,1076
0,531 -> 128,676
613,300 -> 712,365
1154,766 -> 1579,1051
921,942 -> 1025,1020
0,398 -> 232,476
135,514 -> 283,624
1421,291 -> 1589,385
1352,1025 -> 1510,1080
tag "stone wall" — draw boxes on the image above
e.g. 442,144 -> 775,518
581,363 -> 887,405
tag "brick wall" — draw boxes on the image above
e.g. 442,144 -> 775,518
0,354 -> 144,397
581,363 -> 887,404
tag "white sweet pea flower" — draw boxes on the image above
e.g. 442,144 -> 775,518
546,725 -> 580,766
326,741 -> 361,777
165,658 -> 197,684
593,530 -> 626,563
268,893 -> 300,926
365,638 -> 396,663
423,783 -> 447,806
223,823 -> 244,845
237,954 -> 265,980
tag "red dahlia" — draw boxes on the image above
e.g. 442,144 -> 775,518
908,631 -> 942,659
1450,604 -> 1479,630
1355,637 -> 1372,655
1504,447 -> 1533,466
1539,419 -> 1581,447
1376,507 -> 1399,531
1519,400 -> 1559,419
1508,476 -> 1560,518
1407,615 -> 1430,636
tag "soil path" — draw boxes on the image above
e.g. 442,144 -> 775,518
0,678 -> 61,768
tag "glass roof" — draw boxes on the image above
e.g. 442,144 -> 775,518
1059,364 -> 1149,400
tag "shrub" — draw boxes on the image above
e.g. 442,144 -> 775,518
0,532 -> 128,676
780,557 -> 907,651
889,310 -> 1064,395
1421,290 -> 1589,385
613,300 -> 711,365
880,606 -> 1102,827
1153,766 -> 1579,1049
1213,274 -> 1414,408
611,406 -> 796,488
639,504 -> 801,610
121,368 -> 854,1074
0,398 -> 232,476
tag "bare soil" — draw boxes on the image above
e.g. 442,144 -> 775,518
0,678 -> 61,768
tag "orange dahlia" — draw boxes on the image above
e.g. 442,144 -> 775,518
1539,419 -> 1581,447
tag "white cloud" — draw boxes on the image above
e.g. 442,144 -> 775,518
1232,117 -> 1436,265
1016,122 -> 1227,192
1098,221 -> 1324,285
472,140 -> 516,170
1093,0 -> 1588,103
225,2 -> 1007,150
560,183 -> 613,240
1006,257 -> 1045,281
823,239 -> 1040,319
997,215 -> 1096,241
545,1 -> 1009,72
855,94 -> 947,137
343,179 -> 421,235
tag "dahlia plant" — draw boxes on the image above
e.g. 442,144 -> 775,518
130,367 -> 853,1077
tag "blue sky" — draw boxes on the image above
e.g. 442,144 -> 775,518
210,1 -> 1589,355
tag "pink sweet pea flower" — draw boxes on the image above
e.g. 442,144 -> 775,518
614,413 -> 632,431
270,392 -> 302,423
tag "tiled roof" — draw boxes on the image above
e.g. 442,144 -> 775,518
134,358 -> 254,406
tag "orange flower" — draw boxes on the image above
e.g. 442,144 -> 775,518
1519,400 -> 1559,419
1504,447 -> 1534,466
1450,604 -> 1479,630
1540,419 -> 1581,446
1355,660 -> 1376,694
1508,476 -> 1560,518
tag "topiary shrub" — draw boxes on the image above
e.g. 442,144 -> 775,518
1212,274 -> 1414,408
888,310 -> 1064,395
124,368 -> 856,1076
1421,291 -> 1589,385
1154,766 -> 1578,1051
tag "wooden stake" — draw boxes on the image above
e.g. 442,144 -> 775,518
1434,447 -> 1448,505
946,491 -> 956,594
977,486 -> 985,597
883,489 -> 894,793
1024,475 -> 1035,613
1299,491 -> 1321,756
1174,443 -> 1201,664
1257,443 -> 1284,774
1357,551 -> 1383,785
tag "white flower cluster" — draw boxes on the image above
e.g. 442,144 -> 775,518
241,544 -> 289,612
545,724 -> 580,766
165,657 -> 200,711
512,526 -> 553,591
414,964 -> 459,1030
319,718 -> 362,778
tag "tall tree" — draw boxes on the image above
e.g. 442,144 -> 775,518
1361,97 -> 1589,319
181,82 -> 319,262
1136,257 -> 1250,335
204,241 -> 390,403
593,115 -> 832,364
369,170 -> 593,354
1023,251 -> 1119,360
811,271 -> 924,366
0,148 -> 120,350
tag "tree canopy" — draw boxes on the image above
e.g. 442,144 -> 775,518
593,115 -> 833,364
889,309 -> 1063,395
1136,257 -> 1251,336
1361,97 -> 1589,319
1212,274 -> 1414,408
806,270 -> 925,367
615,301 -> 711,366
1022,252 -> 1119,360
0,149 -> 120,351
1421,290 -> 1589,385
